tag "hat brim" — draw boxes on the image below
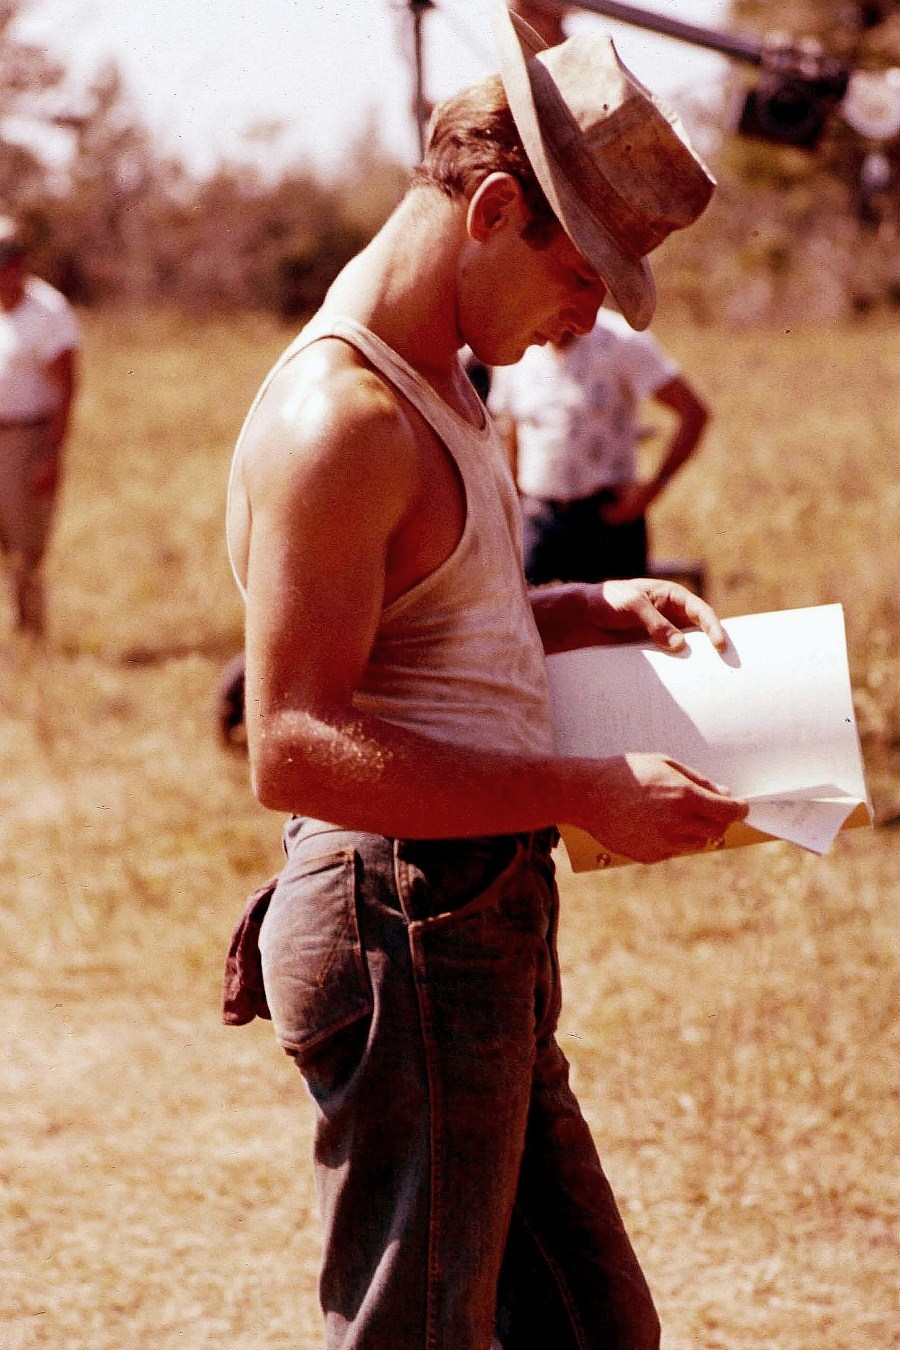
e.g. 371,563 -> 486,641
493,1 -> 656,329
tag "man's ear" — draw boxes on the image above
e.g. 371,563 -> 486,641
466,172 -> 527,242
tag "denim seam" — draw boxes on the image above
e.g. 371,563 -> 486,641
412,863 -> 519,929
407,924 -> 446,1350
269,847 -> 374,1058
393,841 -> 414,921
392,840 -> 526,929
394,843 -> 445,1346
535,887 -> 563,1044
287,845 -> 354,872
305,891 -> 354,992
275,1003 -> 371,1059
348,849 -> 374,1008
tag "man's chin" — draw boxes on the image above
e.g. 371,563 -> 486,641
493,338 -> 537,366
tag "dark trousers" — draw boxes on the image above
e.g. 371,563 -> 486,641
521,492 -> 648,586
259,818 -> 660,1349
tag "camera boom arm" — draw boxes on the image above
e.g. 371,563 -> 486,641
572,0 -> 768,66
573,0 -> 861,148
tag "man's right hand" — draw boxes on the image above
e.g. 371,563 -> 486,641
574,753 -> 748,863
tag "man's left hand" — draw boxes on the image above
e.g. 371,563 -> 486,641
588,578 -> 728,652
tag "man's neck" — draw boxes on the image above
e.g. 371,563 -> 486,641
323,189 -> 466,383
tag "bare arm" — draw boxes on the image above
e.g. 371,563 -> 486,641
531,576 -> 728,655
601,373 -> 709,525
648,373 -> 708,494
46,346 -> 78,451
31,347 -> 78,495
240,360 -> 744,861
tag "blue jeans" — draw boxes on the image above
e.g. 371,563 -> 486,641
521,492 -> 648,587
259,817 -> 660,1349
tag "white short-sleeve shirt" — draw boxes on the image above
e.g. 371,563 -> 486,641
0,276 -> 81,421
488,309 -> 678,501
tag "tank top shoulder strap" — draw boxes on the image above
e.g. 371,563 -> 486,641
227,313 -> 501,600
293,313 -> 494,454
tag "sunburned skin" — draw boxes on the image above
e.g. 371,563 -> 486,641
229,166 -> 745,858
226,29 -> 744,1342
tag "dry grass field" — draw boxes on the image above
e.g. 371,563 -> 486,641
1,307 -> 898,1349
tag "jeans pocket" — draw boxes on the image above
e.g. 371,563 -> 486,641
395,835 -> 521,924
258,848 -> 373,1061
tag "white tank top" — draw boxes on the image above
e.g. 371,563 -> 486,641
227,314 -> 555,757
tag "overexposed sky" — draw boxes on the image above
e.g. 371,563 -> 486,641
16,0 -> 733,176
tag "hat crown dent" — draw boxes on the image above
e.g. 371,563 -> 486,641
537,32 -> 630,137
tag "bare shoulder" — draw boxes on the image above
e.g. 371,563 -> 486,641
238,337 -> 418,519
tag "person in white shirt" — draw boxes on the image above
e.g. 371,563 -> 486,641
488,308 -> 709,584
0,215 -> 80,635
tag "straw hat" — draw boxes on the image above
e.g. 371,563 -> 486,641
494,1 -> 715,328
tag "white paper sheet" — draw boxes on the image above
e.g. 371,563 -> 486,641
744,787 -> 862,854
545,604 -> 873,870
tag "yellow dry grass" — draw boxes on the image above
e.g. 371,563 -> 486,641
1,308 -> 898,1348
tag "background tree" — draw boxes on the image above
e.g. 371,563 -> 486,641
3,0 -> 895,320
0,0 -> 67,206
0,0 -> 407,313
40,63 -> 173,303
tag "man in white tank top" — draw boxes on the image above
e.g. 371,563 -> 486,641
223,6 -> 747,1346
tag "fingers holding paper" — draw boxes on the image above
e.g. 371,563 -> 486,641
576,752 -> 748,864
588,578 -> 728,653
529,578 -> 729,657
